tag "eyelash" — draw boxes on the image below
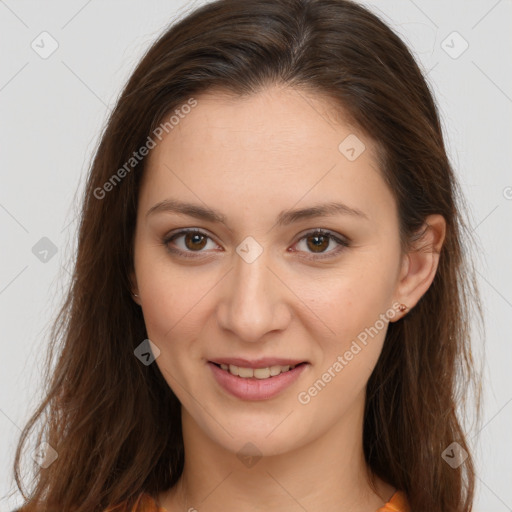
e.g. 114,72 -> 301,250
162,228 -> 350,261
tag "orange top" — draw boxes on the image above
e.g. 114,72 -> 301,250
105,490 -> 410,511
377,490 -> 411,512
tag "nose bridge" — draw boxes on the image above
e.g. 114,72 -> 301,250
217,241 -> 290,342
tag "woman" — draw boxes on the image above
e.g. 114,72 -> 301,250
12,0 -> 483,511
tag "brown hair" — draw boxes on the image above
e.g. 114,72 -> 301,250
12,0 -> 483,511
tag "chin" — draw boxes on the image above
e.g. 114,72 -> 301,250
199,416 -> 311,459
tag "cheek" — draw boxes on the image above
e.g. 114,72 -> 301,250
296,256 -> 396,384
138,276 -> 205,395
139,282 -> 207,358
300,258 -> 395,333
298,281 -> 390,417
135,243 -> 211,333
312,290 -> 390,374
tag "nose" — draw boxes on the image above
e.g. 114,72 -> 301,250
216,248 -> 291,343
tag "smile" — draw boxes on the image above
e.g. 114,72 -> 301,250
214,362 -> 301,379
208,361 -> 309,400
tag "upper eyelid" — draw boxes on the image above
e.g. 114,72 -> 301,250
167,228 -> 221,247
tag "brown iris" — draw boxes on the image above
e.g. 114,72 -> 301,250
184,232 -> 208,251
306,233 -> 329,253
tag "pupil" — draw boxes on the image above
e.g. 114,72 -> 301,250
308,234 -> 328,253
185,233 -> 207,250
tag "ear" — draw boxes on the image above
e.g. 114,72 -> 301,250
390,214 -> 446,321
129,269 -> 141,306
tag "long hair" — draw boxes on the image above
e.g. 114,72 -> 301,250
13,1 -> 483,510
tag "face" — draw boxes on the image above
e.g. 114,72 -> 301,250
131,85 -> 406,457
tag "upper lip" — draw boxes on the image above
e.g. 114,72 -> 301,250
208,357 -> 308,369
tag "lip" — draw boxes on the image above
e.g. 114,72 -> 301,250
208,361 -> 309,401
208,357 -> 308,368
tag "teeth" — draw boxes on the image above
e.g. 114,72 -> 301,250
254,367 -> 270,379
218,363 -> 298,379
270,365 -> 283,376
237,365 -> 253,378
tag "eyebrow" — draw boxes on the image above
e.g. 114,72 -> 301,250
145,198 -> 369,226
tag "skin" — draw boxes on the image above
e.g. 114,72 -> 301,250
130,84 -> 446,512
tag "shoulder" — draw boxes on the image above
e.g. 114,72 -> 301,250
12,492 -> 166,512
376,490 -> 410,512
104,492 -> 167,512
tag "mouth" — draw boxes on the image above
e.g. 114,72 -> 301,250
208,360 -> 309,401
210,361 -> 308,380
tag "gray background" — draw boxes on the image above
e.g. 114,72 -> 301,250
1,1 -> 511,510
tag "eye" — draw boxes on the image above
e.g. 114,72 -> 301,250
162,228 -> 350,260
291,229 -> 350,260
162,229 -> 220,258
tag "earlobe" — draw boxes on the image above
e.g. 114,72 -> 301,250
392,214 -> 446,319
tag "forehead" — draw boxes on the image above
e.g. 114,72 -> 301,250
152,86 -> 371,157
139,86 -> 396,228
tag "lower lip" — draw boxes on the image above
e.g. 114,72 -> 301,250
208,362 -> 309,401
